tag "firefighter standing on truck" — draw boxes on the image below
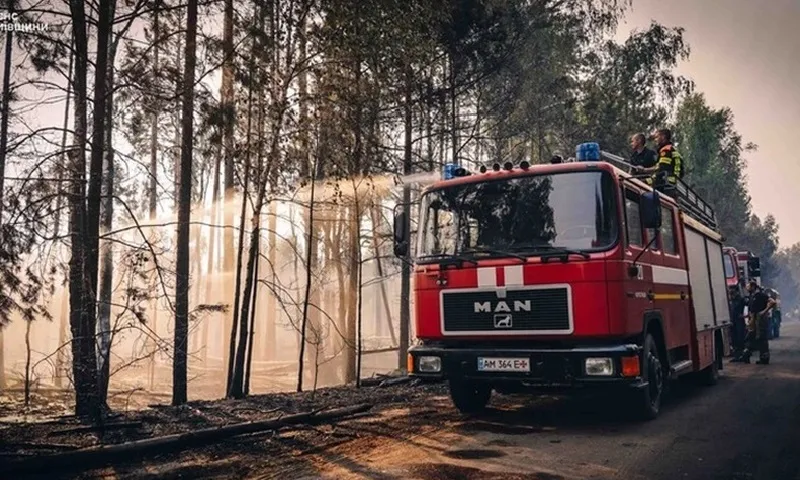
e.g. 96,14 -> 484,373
738,280 -> 776,364
629,133 -> 658,169
633,129 -> 683,194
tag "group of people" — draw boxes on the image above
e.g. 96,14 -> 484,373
628,129 -> 683,192
728,280 -> 780,365
627,131 -> 783,365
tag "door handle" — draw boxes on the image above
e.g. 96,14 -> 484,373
647,290 -> 654,301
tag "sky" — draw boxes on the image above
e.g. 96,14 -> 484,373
614,0 -> 800,248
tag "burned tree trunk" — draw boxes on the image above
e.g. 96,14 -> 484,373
53,35 -> 75,390
265,201 -> 277,361
220,0 -> 237,377
398,67 -> 413,370
66,0 -> 98,418
229,16 -> 263,397
0,0 -> 12,225
98,0 -> 118,406
173,0 -> 199,406
145,3 -> 162,387
344,205 -> 359,384
0,10 -> 12,388
296,162 -> 317,393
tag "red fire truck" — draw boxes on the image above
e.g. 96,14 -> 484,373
722,247 -> 761,294
393,145 -> 732,420
736,250 -> 761,287
723,247 -> 740,292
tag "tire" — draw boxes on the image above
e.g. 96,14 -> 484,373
448,379 -> 492,415
630,334 -> 664,420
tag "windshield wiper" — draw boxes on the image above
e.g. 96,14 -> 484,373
535,245 -> 591,260
419,253 -> 479,266
462,248 -> 528,263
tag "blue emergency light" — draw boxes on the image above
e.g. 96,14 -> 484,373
576,142 -> 601,162
442,163 -> 457,180
442,163 -> 471,179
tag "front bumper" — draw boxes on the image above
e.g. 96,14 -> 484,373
409,343 -> 647,389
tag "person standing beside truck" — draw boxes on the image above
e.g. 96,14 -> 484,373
740,280 -> 776,364
768,289 -> 781,338
729,286 -> 747,359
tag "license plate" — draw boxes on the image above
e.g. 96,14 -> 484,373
477,357 -> 530,372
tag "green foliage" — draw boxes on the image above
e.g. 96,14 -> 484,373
576,22 -> 693,154
675,93 -> 751,241
673,93 -> 797,301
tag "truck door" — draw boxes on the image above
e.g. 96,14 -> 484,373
622,188 -> 654,324
651,205 -> 691,349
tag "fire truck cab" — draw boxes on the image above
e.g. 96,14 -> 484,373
737,250 -> 761,287
394,144 -> 732,420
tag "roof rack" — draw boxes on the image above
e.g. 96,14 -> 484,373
599,151 -> 719,232
673,179 -> 718,231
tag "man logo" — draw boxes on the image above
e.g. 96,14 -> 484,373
494,314 -> 512,328
474,300 -> 531,313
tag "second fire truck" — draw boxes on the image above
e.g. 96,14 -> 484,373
394,143 -> 732,420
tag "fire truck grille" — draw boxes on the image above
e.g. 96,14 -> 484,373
441,287 -> 570,333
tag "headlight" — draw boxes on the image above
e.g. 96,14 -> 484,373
585,357 -> 614,376
418,356 -> 442,373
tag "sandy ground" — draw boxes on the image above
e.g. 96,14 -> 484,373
2,323 -> 800,480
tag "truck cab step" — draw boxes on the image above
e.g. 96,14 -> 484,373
669,360 -> 694,379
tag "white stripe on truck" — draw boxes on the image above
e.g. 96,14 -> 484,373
504,265 -> 524,286
477,267 -> 496,287
651,265 -> 689,286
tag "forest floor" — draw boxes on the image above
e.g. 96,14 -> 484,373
0,375 -> 452,479
2,323 -> 800,480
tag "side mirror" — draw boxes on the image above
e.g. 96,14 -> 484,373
393,206 -> 408,257
640,191 -> 662,230
748,256 -> 761,277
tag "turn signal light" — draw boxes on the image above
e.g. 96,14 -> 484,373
621,356 -> 640,377
407,353 -> 414,374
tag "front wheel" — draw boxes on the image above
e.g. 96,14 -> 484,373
629,334 -> 664,420
449,379 -> 492,415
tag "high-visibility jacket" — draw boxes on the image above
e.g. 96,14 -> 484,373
645,144 -> 682,187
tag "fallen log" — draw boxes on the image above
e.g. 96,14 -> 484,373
0,403 -> 372,475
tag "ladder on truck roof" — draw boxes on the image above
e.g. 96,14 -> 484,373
599,151 -> 719,232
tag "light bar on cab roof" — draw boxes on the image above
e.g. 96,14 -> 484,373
576,142 -> 601,162
441,163 -> 471,180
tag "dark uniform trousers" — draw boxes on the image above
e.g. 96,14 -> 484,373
744,312 -> 770,362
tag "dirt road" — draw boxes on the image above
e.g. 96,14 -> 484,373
7,324 -> 800,480
282,322 -> 800,480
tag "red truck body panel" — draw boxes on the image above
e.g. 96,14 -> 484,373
408,160 -> 729,391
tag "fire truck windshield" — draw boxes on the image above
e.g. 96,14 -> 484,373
724,254 -> 735,278
416,171 -> 618,261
